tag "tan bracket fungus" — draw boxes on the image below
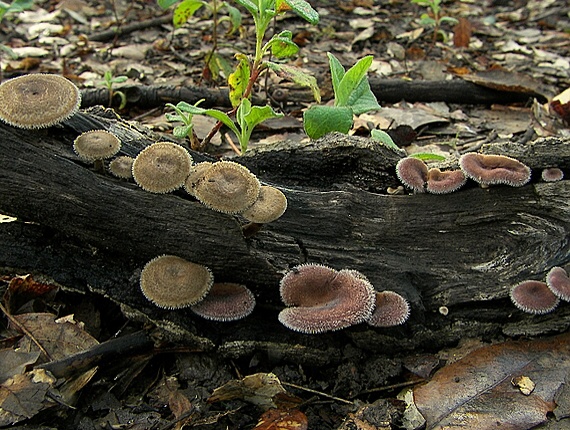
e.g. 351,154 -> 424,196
140,255 -> 213,309
426,168 -> 466,194
184,161 -> 213,197
191,283 -> 256,321
459,153 -> 531,187
541,167 -> 564,182
132,142 -> 193,193
278,264 -> 376,334
241,185 -> 288,224
109,156 -> 134,179
73,130 -> 121,171
193,160 -> 261,214
0,73 -> 81,129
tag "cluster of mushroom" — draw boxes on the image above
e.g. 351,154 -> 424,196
130,142 -> 287,224
278,263 -> 410,334
396,153 -> 532,194
139,254 -> 256,321
509,266 -> 570,315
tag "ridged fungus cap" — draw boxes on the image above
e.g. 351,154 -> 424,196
73,130 -> 121,162
541,167 -> 564,182
132,142 -> 193,193
140,254 -> 213,309
509,280 -> 559,314
459,153 -> 531,187
183,161 -> 213,197
426,168 -> 466,194
546,266 -> 570,302
241,185 -> 288,224
396,157 -> 428,193
191,283 -> 256,321
193,160 -> 261,214
109,155 -> 134,179
366,291 -> 410,327
0,73 -> 81,129
278,264 -> 376,334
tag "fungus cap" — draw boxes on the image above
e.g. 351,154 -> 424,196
546,266 -> 570,302
132,142 -> 193,193
426,168 -> 466,194
278,264 -> 376,334
241,185 -> 288,223
73,130 -> 121,162
184,162 -> 213,197
396,157 -> 428,193
109,155 -> 134,179
140,255 -> 213,309
459,153 -> 531,187
191,283 -> 256,321
541,168 -> 564,182
193,160 -> 260,214
509,280 -> 559,314
366,291 -> 410,327
0,73 -> 81,129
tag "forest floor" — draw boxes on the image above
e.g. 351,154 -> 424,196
1,0 -> 570,429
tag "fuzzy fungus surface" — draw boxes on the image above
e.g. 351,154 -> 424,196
509,280 -> 559,315
191,283 -> 256,321
459,153 -> 531,187
73,130 -> 121,162
546,266 -> 570,302
278,264 -> 376,334
109,156 -> 134,179
426,168 -> 466,194
366,291 -> 410,327
396,157 -> 429,193
132,142 -> 193,193
140,255 -> 213,309
0,73 -> 81,129
241,185 -> 288,224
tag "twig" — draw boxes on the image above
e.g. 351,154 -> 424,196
281,381 -> 353,405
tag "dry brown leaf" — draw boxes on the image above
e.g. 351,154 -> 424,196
413,333 -> 570,429
453,18 -> 472,48
254,408 -> 308,430
12,313 -> 99,362
208,373 -> 287,410
0,349 -> 41,384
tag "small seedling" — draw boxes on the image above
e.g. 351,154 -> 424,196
412,0 -> 458,43
165,99 -> 204,139
303,52 -> 381,139
101,70 -> 128,109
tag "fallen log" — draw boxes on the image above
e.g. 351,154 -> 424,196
0,108 -> 568,364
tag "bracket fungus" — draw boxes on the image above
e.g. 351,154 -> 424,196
546,266 -> 570,302
73,130 -> 121,171
396,157 -> 428,193
140,255 -> 213,309
278,264 -> 376,334
426,168 -> 466,194
241,185 -> 288,224
366,291 -> 410,327
132,142 -> 193,193
193,160 -> 261,214
541,167 -> 564,182
0,73 -> 81,129
191,283 -> 256,321
109,155 -> 134,179
509,280 -> 559,315
184,161 -> 213,197
459,153 -> 531,187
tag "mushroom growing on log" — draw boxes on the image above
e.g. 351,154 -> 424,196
0,108 -> 568,361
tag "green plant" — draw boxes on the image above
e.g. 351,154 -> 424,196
163,0 -> 321,154
412,0 -> 458,43
165,99 -> 204,139
303,52 -> 380,140
0,0 -> 34,59
101,70 -> 128,109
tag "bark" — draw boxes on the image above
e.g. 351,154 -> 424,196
0,108 -> 568,364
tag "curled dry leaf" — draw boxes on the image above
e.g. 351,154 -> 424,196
413,333 -> 570,429
254,408 -> 308,430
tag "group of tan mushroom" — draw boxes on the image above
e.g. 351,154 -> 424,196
510,266 -> 570,315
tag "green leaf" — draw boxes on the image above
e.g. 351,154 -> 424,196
173,0 -> 205,28
224,3 -> 242,34
336,55 -> 373,107
0,44 -> 17,59
236,99 -> 283,153
267,30 -> 299,58
234,0 -> 258,14
409,152 -> 447,161
303,105 -> 353,139
7,0 -> 33,12
158,0 -> 179,9
266,62 -> 320,102
346,77 -> 380,115
228,54 -> 250,107
439,16 -> 458,25
178,104 -> 240,136
411,0 -> 431,5
419,14 -> 436,26
111,75 -> 128,84
173,124 -> 192,138
370,129 -> 401,152
115,90 -> 127,110
165,112 -> 182,122
327,53 -> 345,103
279,0 -> 318,24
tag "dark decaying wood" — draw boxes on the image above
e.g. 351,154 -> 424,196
0,108 -> 569,364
